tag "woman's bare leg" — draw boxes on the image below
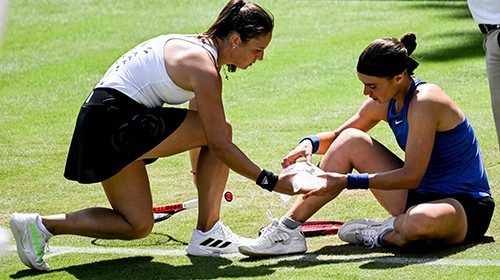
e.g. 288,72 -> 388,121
144,110 -> 232,232
42,160 -> 153,240
384,198 -> 467,246
287,128 -> 407,222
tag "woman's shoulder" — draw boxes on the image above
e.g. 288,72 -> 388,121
411,82 -> 463,127
164,36 -> 218,72
415,82 -> 441,92
414,82 -> 447,102
163,35 -> 221,92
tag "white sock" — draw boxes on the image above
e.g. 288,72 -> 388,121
384,216 -> 396,231
280,216 -> 301,229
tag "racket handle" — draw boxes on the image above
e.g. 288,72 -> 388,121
182,199 -> 199,209
181,191 -> 233,209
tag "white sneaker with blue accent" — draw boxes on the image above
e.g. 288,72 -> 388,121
238,218 -> 307,257
186,221 -> 248,256
10,213 -> 50,271
338,217 -> 395,247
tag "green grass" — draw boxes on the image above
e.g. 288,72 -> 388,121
1,0 -> 499,279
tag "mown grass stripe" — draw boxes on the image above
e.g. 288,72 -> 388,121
6,245 -> 499,267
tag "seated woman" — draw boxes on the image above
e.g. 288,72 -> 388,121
238,33 -> 495,256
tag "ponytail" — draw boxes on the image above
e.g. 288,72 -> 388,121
357,32 -> 420,77
400,33 -> 419,75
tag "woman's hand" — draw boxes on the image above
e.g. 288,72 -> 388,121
271,173 -> 317,195
272,173 -> 296,195
272,171 -> 333,195
281,141 -> 313,168
302,172 -> 346,199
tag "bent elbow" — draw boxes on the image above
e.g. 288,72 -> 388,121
405,176 -> 422,190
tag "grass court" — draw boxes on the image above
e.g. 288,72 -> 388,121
0,1 -> 499,279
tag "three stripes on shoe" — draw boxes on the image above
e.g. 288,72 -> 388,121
199,238 -> 232,249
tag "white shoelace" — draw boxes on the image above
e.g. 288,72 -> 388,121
259,220 -> 280,238
356,229 -> 380,248
259,210 -> 281,238
217,223 -> 240,242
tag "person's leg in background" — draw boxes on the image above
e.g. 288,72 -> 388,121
485,28 -> 500,147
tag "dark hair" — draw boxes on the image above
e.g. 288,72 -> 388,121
356,33 -> 419,78
203,0 -> 274,72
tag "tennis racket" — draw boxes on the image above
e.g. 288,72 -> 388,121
258,219 -> 343,238
301,220 -> 344,237
153,191 -> 233,223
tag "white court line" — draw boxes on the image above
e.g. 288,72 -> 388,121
6,245 -> 500,267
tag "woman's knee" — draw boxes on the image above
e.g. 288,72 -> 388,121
121,216 -> 154,240
327,128 -> 372,156
337,128 -> 371,144
321,128 -> 374,171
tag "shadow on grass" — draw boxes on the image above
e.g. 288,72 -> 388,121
240,236 -> 495,270
9,255 -> 275,280
89,232 -> 188,248
416,31 -> 484,62
8,236 -> 494,279
397,1 -> 485,62
406,1 -> 472,20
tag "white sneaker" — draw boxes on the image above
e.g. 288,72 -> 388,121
238,218 -> 307,257
338,217 -> 395,247
185,221 -> 247,256
10,213 -> 50,271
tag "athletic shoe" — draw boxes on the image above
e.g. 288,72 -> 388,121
238,218 -> 307,257
185,221 -> 248,256
338,217 -> 395,247
10,213 -> 50,271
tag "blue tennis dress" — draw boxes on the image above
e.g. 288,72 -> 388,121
387,78 -> 491,199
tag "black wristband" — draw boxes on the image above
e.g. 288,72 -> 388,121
256,169 -> 278,192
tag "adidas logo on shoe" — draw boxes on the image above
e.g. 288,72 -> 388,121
186,221 -> 244,256
199,238 -> 232,249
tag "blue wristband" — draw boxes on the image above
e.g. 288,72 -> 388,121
346,173 -> 369,189
299,135 -> 320,154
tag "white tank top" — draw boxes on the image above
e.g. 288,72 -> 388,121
96,35 -> 218,108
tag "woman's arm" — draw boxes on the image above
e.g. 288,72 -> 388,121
304,86 -> 441,198
188,65 -> 263,183
282,98 -> 387,167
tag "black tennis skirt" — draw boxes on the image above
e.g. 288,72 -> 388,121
64,87 -> 188,184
